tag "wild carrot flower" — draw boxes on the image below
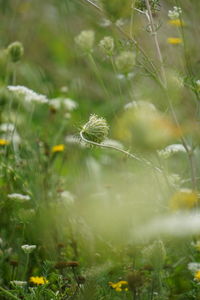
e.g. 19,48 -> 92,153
168,6 -> 182,19
10,280 -> 27,287
30,276 -> 49,285
52,144 -> 65,153
7,85 -> 48,104
167,37 -> 182,45
75,30 -> 95,53
21,244 -> 36,254
109,280 -> 128,292
0,139 -> 9,145
8,193 -> 31,202
81,114 -> 109,143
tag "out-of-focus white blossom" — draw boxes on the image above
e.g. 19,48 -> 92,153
21,244 -> 36,254
10,281 -> 27,287
7,85 -> 48,104
59,191 -> 75,205
188,262 -> 200,273
8,193 -> 31,202
158,144 -> 187,159
124,100 -> 156,111
49,97 -> 78,111
168,6 -> 182,19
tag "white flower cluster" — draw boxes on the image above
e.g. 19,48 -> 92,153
168,6 -> 182,19
158,144 -> 187,159
124,100 -> 156,111
0,123 -> 21,150
8,193 -> 31,202
21,244 -> 36,254
10,280 -> 27,287
188,262 -> 200,273
7,85 -> 48,104
49,97 -> 78,111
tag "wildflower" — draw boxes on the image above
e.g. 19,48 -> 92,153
8,193 -> 31,202
59,190 -> 75,205
115,51 -> 136,74
169,189 -> 198,211
21,244 -> 36,254
168,19 -> 183,27
99,36 -> 114,56
49,97 -> 78,111
188,262 -> 200,272
10,280 -> 27,287
7,85 -> 48,104
158,144 -> 187,159
75,30 -> 95,53
0,139 -> 9,146
109,280 -> 128,292
81,114 -> 109,143
52,144 -> 65,153
194,270 -> 200,281
167,37 -> 182,45
7,41 -> 24,62
30,276 -> 49,285
168,6 -> 182,19
0,123 -> 15,132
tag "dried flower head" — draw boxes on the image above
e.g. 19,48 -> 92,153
7,41 -> 24,62
99,36 -> 114,56
81,114 -> 109,143
115,51 -> 136,74
75,30 -> 95,53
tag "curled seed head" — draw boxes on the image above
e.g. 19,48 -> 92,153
81,114 -> 109,143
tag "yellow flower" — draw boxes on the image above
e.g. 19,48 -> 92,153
167,37 -> 182,44
169,189 -> 198,211
194,270 -> 200,281
52,144 -> 65,153
168,19 -> 184,27
30,276 -> 49,285
109,280 -> 128,292
0,139 -> 9,146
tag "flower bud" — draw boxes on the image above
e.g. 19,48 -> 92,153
7,41 -> 24,62
81,114 -> 109,143
115,51 -> 135,74
75,30 -> 95,53
99,36 -> 114,56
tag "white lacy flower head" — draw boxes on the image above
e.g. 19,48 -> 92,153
49,97 -> 78,111
168,6 -> 182,19
0,123 -> 15,132
21,244 -> 36,254
124,100 -> 156,111
158,144 -> 187,159
59,190 -> 75,205
188,262 -> 200,273
10,280 -> 27,287
7,85 -> 48,104
8,193 -> 31,202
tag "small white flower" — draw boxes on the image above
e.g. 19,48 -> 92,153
168,6 -> 182,19
196,80 -> 200,87
8,193 -> 31,202
21,244 -> 36,254
7,85 -> 48,104
124,100 -> 156,111
158,144 -> 187,159
0,123 -> 15,132
49,97 -> 78,111
10,280 -> 27,287
59,191 -> 75,205
188,262 -> 200,273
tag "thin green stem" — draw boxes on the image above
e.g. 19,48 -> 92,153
0,287 -> 20,300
